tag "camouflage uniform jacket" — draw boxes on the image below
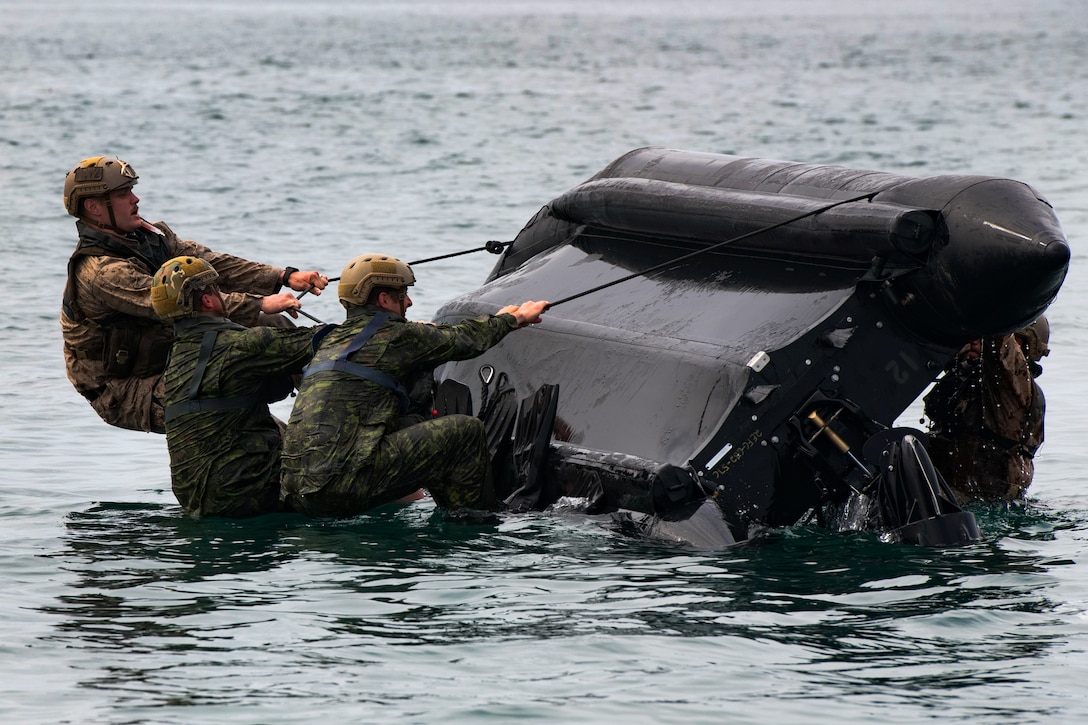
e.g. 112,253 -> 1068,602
164,316 -> 327,518
61,219 -> 286,432
924,334 -> 1045,499
281,305 -> 518,499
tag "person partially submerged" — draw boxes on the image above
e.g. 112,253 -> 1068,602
152,256 -> 333,518
280,252 -> 548,519
924,316 -> 1049,502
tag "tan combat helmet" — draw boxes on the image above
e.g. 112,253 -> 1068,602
338,253 -> 415,308
63,156 -> 139,217
151,256 -> 220,319
1016,315 -> 1050,362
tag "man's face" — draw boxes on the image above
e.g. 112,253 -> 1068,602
86,186 -> 140,232
104,186 -> 141,232
397,289 -> 413,317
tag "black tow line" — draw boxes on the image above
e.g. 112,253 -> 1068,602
294,241 -> 513,301
409,240 -> 511,266
543,191 -> 879,311
292,308 -> 326,325
287,240 -> 514,323
290,191 -> 876,322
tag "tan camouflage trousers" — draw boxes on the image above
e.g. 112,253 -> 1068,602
927,435 -> 1034,503
90,373 -> 167,434
87,312 -> 295,435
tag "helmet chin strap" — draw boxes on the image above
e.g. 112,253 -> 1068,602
103,197 -> 120,231
85,195 -> 124,234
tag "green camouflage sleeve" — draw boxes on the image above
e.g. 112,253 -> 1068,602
384,313 -> 519,376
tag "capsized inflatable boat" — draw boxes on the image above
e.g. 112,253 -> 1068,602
432,147 -> 1070,547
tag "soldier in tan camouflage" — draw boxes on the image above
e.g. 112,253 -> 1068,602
152,256 -> 334,518
924,317 -> 1048,502
61,156 -> 328,434
280,253 -> 548,518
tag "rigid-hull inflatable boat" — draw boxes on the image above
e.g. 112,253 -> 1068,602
433,148 -> 1070,547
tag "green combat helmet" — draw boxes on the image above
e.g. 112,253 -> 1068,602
151,256 -> 220,319
63,156 -> 138,217
338,253 -> 415,308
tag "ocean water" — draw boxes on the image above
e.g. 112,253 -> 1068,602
2,0 -> 1087,723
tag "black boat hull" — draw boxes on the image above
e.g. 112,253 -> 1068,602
433,148 -> 1069,546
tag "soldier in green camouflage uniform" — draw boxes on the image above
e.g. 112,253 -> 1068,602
152,256 -> 332,518
61,156 -> 328,433
924,317 -> 1048,502
280,253 -> 548,518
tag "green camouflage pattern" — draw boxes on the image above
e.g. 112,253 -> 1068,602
62,219 -> 286,433
164,317 -> 323,518
281,305 -> 518,517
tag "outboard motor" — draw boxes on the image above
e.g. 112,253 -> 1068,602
868,432 -> 980,545
794,398 -> 979,546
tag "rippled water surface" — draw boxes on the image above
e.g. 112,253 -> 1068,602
2,1 -> 1087,722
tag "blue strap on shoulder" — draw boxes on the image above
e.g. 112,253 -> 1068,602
302,312 -> 411,413
164,330 -> 262,422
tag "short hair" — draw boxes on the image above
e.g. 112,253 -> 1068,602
366,286 -> 405,306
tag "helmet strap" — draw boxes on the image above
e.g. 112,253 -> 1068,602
389,288 -> 409,317
103,197 -> 120,231
83,195 -> 124,235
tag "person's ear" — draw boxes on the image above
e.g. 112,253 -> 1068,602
82,196 -> 104,220
197,291 -> 216,311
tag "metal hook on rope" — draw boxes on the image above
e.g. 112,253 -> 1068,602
293,241 -> 514,303
408,240 -> 512,266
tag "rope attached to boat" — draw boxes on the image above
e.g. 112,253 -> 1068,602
544,191 -> 879,310
289,192 -> 877,319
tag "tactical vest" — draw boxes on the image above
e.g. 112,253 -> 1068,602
164,330 -> 259,422
164,322 -> 310,424
302,311 -> 412,412
62,225 -> 175,378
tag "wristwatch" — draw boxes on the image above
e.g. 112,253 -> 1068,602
281,267 -> 299,287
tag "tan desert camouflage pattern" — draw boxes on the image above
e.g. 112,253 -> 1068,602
925,334 -> 1045,501
281,305 -> 518,517
61,219 -> 286,433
